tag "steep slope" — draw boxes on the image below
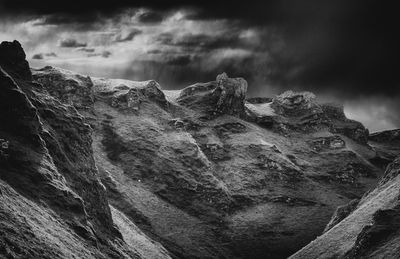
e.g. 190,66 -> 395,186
290,156 -> 400,259
31,62 -> 390,258
0,41 -> 171,259
368,129 -> 400,169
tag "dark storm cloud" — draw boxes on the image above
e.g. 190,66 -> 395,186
130,53 -> 265,90
32,52 -> 57,59
114,29 -> 142,42
101,51 -> 112,58
2,0 -> 396,95
138,11 -> 164,24
33,14 -> 105,31
32,53 -> 43,59
0,0 -> 299,23
147,49 -> 162,54
87,50 -> 112,58
34,13 -> 100,25
156,32 -> 252,52
77,47 -> 95,53
1,0 -> 398,128
59,39 -> 87,48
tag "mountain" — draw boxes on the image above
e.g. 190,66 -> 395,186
1,40 -> 399,259
0,41 -> 171,259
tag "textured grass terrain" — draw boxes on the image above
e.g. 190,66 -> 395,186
2,40 -> 399,259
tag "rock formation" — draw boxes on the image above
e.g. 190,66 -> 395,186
177,72 -> 247,116
0,40 -> 32,81
0,41 -> 171,259
271,91 -> 321,117
246,90 -> 369,144
1,40 -> 400,259
33,66 -> 95,111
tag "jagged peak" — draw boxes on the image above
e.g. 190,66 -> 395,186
0,40 -> 32,81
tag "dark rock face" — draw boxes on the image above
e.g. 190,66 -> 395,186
214,73 -> 247,115
0,40 -> 32,81
0,67 -> 42,146
177,72 -> 247,116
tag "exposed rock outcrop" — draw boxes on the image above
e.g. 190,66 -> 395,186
93,77 -> 168,111
246,91 -> 369,144
177,72 -> 247,116
271,91 -> 321,117
32,66 -> 95,111
0,40 -> 32,80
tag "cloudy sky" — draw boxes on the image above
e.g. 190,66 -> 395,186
0,0 -> 398,132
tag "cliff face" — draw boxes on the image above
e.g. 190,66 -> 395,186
0,41 -> 171,259
1,40 -> 399,259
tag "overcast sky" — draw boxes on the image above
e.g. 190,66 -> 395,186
0,0 -> 398,132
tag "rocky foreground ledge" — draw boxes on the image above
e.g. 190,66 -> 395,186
1,40 -> 400,259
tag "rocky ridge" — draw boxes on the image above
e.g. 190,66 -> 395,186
1,40 -> 399,259
1,40 -> 171,259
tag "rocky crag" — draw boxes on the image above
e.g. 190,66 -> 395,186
1,40 -> 399,259
0,40 -> 171,259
